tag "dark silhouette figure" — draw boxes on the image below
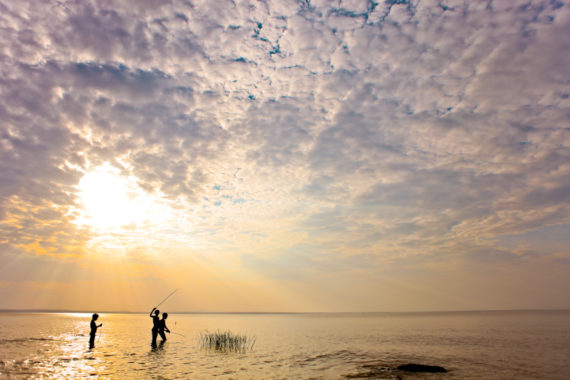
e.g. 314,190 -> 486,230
150,339 -> 166,353
397,364 -> 447,373
158,312 -> 170,342
150,307 -> 160,346
89,313 -> 102,349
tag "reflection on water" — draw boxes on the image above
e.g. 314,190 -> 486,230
0,311 -> 569,379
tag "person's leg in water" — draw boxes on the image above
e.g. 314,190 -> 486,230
151,328 -> 158,347
159,329 -> 167,342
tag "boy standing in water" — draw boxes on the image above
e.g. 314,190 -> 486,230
150,307 -> 160,346
158,312 -> 170,342
89,313 -> 102,349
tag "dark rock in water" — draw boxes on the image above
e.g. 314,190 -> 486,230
397,363 -> 447,373
345,362 -> 448,378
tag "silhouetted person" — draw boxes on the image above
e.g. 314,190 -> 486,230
89,313 -> 102,349
150,307 -> 160,346
158,312 -> 170,342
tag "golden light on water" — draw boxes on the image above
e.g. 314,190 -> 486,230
61,312 -> 94,318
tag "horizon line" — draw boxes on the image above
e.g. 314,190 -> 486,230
1,308 -> 568,315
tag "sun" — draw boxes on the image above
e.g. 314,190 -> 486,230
71,163 -> 192,254
75,164 -> 158,230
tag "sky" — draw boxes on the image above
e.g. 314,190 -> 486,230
0,0 -> 569,313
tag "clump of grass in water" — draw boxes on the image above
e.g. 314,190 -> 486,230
199,330 -> 256,352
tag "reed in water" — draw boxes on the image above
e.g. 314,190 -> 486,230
199,330 -> 256,352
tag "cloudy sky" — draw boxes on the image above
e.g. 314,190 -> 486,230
0,0 -> 568,312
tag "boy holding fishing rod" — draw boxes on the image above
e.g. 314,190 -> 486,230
150,289 -> 178,346
150,307 -> 161,346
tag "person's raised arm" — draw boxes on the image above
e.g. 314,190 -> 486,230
149,307 -> 156,317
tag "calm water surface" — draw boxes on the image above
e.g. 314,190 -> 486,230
0,311 -> 568,379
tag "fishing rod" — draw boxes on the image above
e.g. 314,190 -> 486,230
153,289 -> 178,309
170,332 -> 186,338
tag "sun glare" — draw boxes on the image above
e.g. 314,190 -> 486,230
75,164 -> 168,231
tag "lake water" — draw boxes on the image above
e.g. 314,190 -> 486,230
0,311 -> 568,379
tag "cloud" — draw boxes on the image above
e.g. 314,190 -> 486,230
0,0 -> 569,310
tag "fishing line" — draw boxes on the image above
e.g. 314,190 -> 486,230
154,289 -> 178,309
